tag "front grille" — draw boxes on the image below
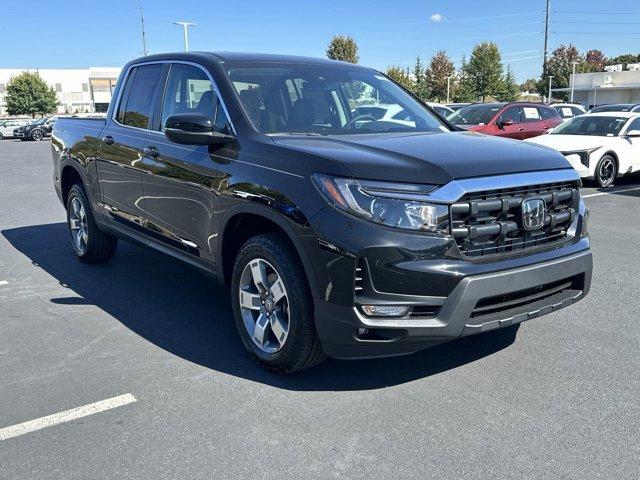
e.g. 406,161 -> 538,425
450,181 -> 580,258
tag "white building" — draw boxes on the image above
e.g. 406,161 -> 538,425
0,67 -> 121,116
553,69 -> 640,108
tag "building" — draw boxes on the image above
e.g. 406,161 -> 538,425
553,69 -> 640,108
0,67 -> 121,116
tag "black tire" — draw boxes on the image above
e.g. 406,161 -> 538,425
0,132 -> 4,140
31,129 -> 45,141
594,154 -> 617,188
231,233 -> 325,373
66,183 -> 118,264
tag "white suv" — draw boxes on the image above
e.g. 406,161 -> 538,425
0,119 -> 29,139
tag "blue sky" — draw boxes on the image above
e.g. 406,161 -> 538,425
2,0 -> 640,82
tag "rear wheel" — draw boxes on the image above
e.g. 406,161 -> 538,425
66,183 -> 117,264
594,154 -> 617,188
231,233 -> 325,373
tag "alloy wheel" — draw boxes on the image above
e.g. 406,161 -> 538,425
599,157 -> 615,186
238,258 -> 290,354
32,129 -> 44,141
69,197 -> 89,253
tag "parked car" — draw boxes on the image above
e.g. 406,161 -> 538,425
447,102 -> 563,140
446,102 -> 471,112
526,112 -> 640,187
13,116 -> 57,141
51,52 -> 592,373
552,103 -> 587,121
426,102 -> 455,117
589,103 -> 640,113
0,119 -> 29,139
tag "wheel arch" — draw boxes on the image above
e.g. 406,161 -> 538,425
60,164 -> 84,205
217,204 -> 320,302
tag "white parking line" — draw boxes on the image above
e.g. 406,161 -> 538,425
0,281 -> 8,286
0,393 -> 137,441
583,186 -> 640,198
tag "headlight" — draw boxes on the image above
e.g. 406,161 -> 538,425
312,174 -> 449,233
563,147 -> 601,168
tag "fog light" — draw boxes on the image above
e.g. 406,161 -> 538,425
360,305 -> 411,317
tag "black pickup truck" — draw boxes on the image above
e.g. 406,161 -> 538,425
51,52 -> 592,373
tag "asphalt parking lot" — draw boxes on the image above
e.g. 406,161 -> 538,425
1,139 -> 639,479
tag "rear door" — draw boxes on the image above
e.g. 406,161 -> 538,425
97,63 -> 165,232
137,62 -> 232,261
538,106 -> 562,134
519,105 -> 545,138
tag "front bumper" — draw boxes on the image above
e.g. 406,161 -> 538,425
315,248 -> 592,359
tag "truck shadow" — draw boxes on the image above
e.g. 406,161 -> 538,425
2,223 -> 519,391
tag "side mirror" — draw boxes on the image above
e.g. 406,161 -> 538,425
164,113 -> 234,145
497,118 -> 515,129
626,129 -> 640,137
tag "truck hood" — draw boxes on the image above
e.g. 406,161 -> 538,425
525,134 -> 614,152
272,131 -> 570,185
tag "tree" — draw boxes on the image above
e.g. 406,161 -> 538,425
425,50 -> 456,102
5,71 -> 58,117
607,53 -> 640,67
538,44 -> 585,101
412,56 -> 430,101
465,42 -> 504,101
519,78 -> 538,93
585,49 -> 607,72
452,55 -> 477,102
498,65 -> 520,102
326,35 -> 359,64
385,66 -> 414,92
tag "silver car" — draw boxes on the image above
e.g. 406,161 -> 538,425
0,119 -> 30,140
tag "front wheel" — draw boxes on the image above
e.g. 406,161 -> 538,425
231,233 -> 325,373
31,129 -> 44,141
594,155 -> 617,188
66,183 -> 118,264
0,132 -> 4,140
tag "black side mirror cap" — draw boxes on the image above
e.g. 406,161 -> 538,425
164,113 -> 234,145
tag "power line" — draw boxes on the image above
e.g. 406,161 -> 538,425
373,11 -> 542,26
552,20 -> 640,25
553,31 -> 640,35
552,10 -> 640,14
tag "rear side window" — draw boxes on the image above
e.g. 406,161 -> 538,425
116,64 -> 164,129
522,106 -> 541,122
539,106 -> 559,120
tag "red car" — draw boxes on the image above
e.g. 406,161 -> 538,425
448,102 -> 563,140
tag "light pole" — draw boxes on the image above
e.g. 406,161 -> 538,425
548,75 -> 554,103
173,21 -> 196,51
446,75 -> 453,103
570,61 -> 579,102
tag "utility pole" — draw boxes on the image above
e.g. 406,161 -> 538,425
446,75 -> 454,103
542,0 -> 551,100
174,21 -> 196,51
548,76 -> 554,103
570,61 -> 578,102
140,8 -> 148,56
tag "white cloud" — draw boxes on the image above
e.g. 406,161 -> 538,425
430,13 -> 444,22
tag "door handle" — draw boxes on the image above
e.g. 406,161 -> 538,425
101,135 -> 114,145
143,146 -> 159,158
518,127 -> 525,131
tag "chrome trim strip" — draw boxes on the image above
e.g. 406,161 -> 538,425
110,59 -> 237,137
426,169 -> 580,204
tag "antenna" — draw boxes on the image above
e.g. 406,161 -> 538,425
140,8 -> 149,56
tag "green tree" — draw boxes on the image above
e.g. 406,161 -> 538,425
519,78 -> 538,93
452,55 -> 477,102
412,56 -> 430,101
608,53 -> 640,66
5,71 -> 58,117
465,42 -> 504,101
425,50 -> 456,102
498,65 -> 520,102
538,44 -> 586,101
585,49 -> 607,72
326,35 -> 359,64
385,66 -> 414,91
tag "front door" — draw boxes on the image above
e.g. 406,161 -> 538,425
493,106 -> 524,139
97,63 -> 164,232
138,63 -> 232,261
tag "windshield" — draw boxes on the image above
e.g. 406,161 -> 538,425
31,118 -> 46,125
590,104 -> 633,113
447,104 -> 502,126
226,63 -> 447,135
551,115 -> 628,136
